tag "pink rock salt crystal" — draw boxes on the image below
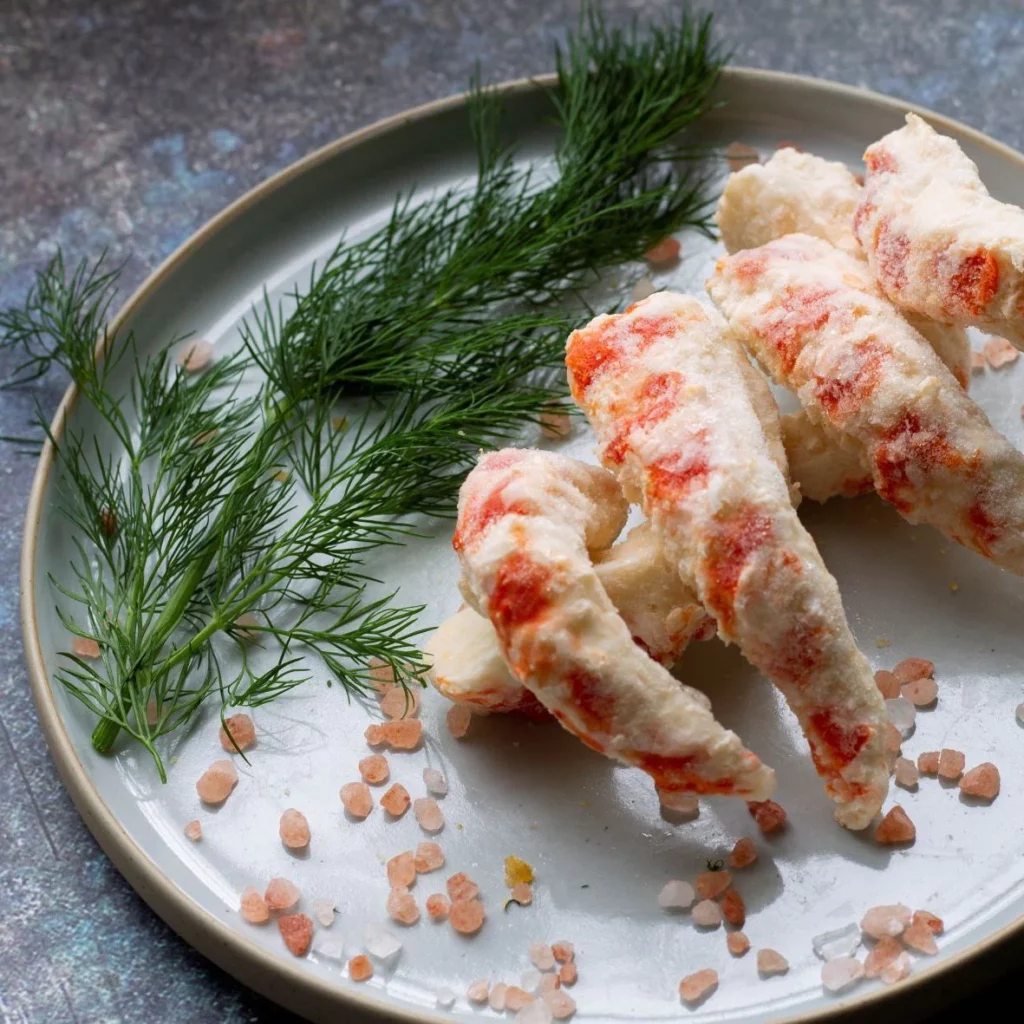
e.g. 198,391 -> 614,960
340,781 -> 373,819
538,973 -> 560,994
692,899 -> 722,928
552,941 -> 575,963
529,943 -> 556,970
449,898 -> 486,935
874,805 -> 916,845
368,656 -> 396,693
725,140 -> 760,172
959,762 -> 1000,800
414,841 -> 445,873
972,350 -> 987,373
893,757 -> 919,789
489,982 -> 508,1011
748,799 -> 787,833
71,636 -> 101,659
884,722 -> 903,756
695,870 -> 732,900
892,658 -> 934,684
543,989 -> 577,1020
901,676 -> 938,707
864,935 -> 902,977
358,753 -> 389,785
984,336 -> 1019,369
447,872 -> 480,902
278,912 -> 313,956
178,338 -> 214,372
937,748 -> 965,780
902,920 -> 938,955
727,931 -> 750,956
422,767 -> 448,796
881,950 -> 912,984
279,808 -> 310,850
643,237 -> 681,266
540,404 -> 573,440
218,713 -> 256,752
505,986 -> 533,1011
679,968 -> 718,1005
381,685 -> 421,720
821,956 -> 865,993
757,949 -> 789,976
381,718 -> 422,750
511,882 -> 534,905
312,899 -> 335,927
364,723 -> 386,746
467,979 -> 490,1003
240,886 -> 270,923
860,904 -> 911,940
658,789 -> 699,815
387,851 -> 417,888
558,962 -> 578,985
912,910 -> 943,935
387,887 -> 420,925
381,783 -> 411,817
413,797 -> 444,833
874,670 -> 900,699
183,820 -> 203,842
265,876 -> 301,912
447,703 -> 473,738
721,887 -> 746,927
426,893 -> 450,921
917,751 -> 940,774
196,759 -> 238,805
348,954 -> 373,981
728,836 -> 757,869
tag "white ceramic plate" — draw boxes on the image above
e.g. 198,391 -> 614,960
22,69 -> 1024,1024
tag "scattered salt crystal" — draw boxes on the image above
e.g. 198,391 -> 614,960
658,880 -> 695,910
864,935 -> 902,977
219,713 -> 256,752
364,923 -> 403,963
748,799 -> 787,833
489,982 -> 508,1011
449,898 -> 486,934
721,888 -> 745,927
447,872 -> 479,902
860,904 -> 911,940
543,989 -> 576,1020
757,949 -> 789,976
240,886 -> 270,924
381,686 -> 420,720
358,754 -> 389,785
278,913 -> 314,957
183,820 -> 202,842
436,988 -> 456,1009
423,767 -> 448,796
552,941 -> 574,963
725,140 -> 760,172
972,350 -> 986,373
903,920 -> 938,955
960,761 -> 1000,800
414,841 -> 445,873
643,237 -> 681,266
340,782 -> 373,819
196,760 -> 238,805
812,923 -> 861,961
179,338 -> 214,372
386,851 -> 416,888
902,676 -> 938,707
821,956 -> 865,993
729,836 -> 757,869
679,968 -> 718,1005
505,986 -> 533,1011
884,722 -> 902,756
381,783 -> 411,817
279,808 -> 310,850
885,697 -> 916,737
937,748 -> 965,780
381,718 -> 422,750
467,979 -> 490,1003
387,886 -> 419,925
984,336 -> 1019,369
312,899 -> 335,927
691,899 -> 722,928
313,935 -> 344,960
892,657 -> 934,684
874,670 -> 900,699
348,954 -> 373,981
368,656 -> 395,693
510,882 -> 533,905
540,406 -> 573,440
881,950 -> 912,984
527,943 -> 554,971
727,931 -> 750,956
425,893 -> 450,921
413,797 -> 444,833
658,789 -> 699,816
631,276 -> 656,303
695,870 -> 732,900
516,999 -> 553,1024
447,703 -> 472,738
558,962 -> 577,986
521,969 -> 543,992
539,974 -> 561,994
917,751 -> 940,774
912,910 -> 943,935
265,877 -> 301,912
894,757 -> 919,789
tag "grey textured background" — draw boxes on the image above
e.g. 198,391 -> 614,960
1,1 -> 1021,1021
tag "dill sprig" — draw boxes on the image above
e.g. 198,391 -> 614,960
3,6 -> 727,775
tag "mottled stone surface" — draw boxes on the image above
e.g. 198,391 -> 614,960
1,1 -> 1022,1020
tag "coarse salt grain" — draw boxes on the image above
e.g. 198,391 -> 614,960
381,718 -> 423,750
414,841 -> 445,873
727,931 -> 750,956
447,704 -> 472,738
348,954 -> 373,981
643,237 -> 681,266
447,872 -> 479,902
729,836 -> 757,869
658,880 -> 695,910
381,686 -> 420,720
510,882 -> 534,905
425,893 -> 450,921
422,767 -> 448,796
552,941 -> 575,963
364,923 -> 403,963
450,898 -> 486,935
436,988 -> 456,1009
240,886 -> 270,924
917,750 -> 940,774
516,1000 -> 553,1024
278,913 -> 313,957
875,805 -> 916,845
748,799 -> 787,833
884,722 -> 902,756
912,910 -> 943,935
387,851 -> 416,888
725,140 -> 759,172
892,658 -> 934,684
540,406 -> 573,440
364,723 -> 386,746
658,789 -> 699,816
721,887 -> 745,927
960,762 -> 1000,800
984,336 -> 1019,369
544,989 -> 576,1020
368,656 -> 396,693
885,697 -> 916,737
679,968 -> 718,1005
860,904 -> 911,939
196,760 -> 238,805
894,757 -> 919,789
489,982 -> 508,1011
539,973 -> 561,994
695,870 -> 732,900
184,820 -> 202,842
902,676 -> 938,707
340,781 -> 373,819
381,783 -> 411,817
521,969 -> 543,993
505,986 -> 533,1011
219,713 -> 256,752
881,950 -> 912,984
179,339 -> 214,372
874,670 -> 900,699
413,797 -> 444,833
467,979 -> 490,1003
757,949 -> 788,976
265,877 -> 301,912
812,923 -> 860,961
279,808 -> 310,850
312,899 -> 335,927
530,943 -> 556,970
821,956 -> 865,993
387,887 -> 420,925
902,920 -> 938,955
972,350 -> 987,373
692,899 -> 722,928
313,935 -> 344,960
938,748 -> 965,780
558,962 -> 577,986
864,935 -> 902,977
358,753 -> 389,785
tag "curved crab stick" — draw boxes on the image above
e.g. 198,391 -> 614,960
454,447 -> 775,802
566,291 -> 890,829
856,112 -> 1024,348
709,233 -> 1024,575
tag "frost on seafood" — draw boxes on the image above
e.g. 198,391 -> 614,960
856,112 -> 1024,348
566,291 -> 891,828
453,447 -> 776,802
709,233 -> 1024,575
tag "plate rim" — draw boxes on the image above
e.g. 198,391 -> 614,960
19,66 -> 1024,1023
